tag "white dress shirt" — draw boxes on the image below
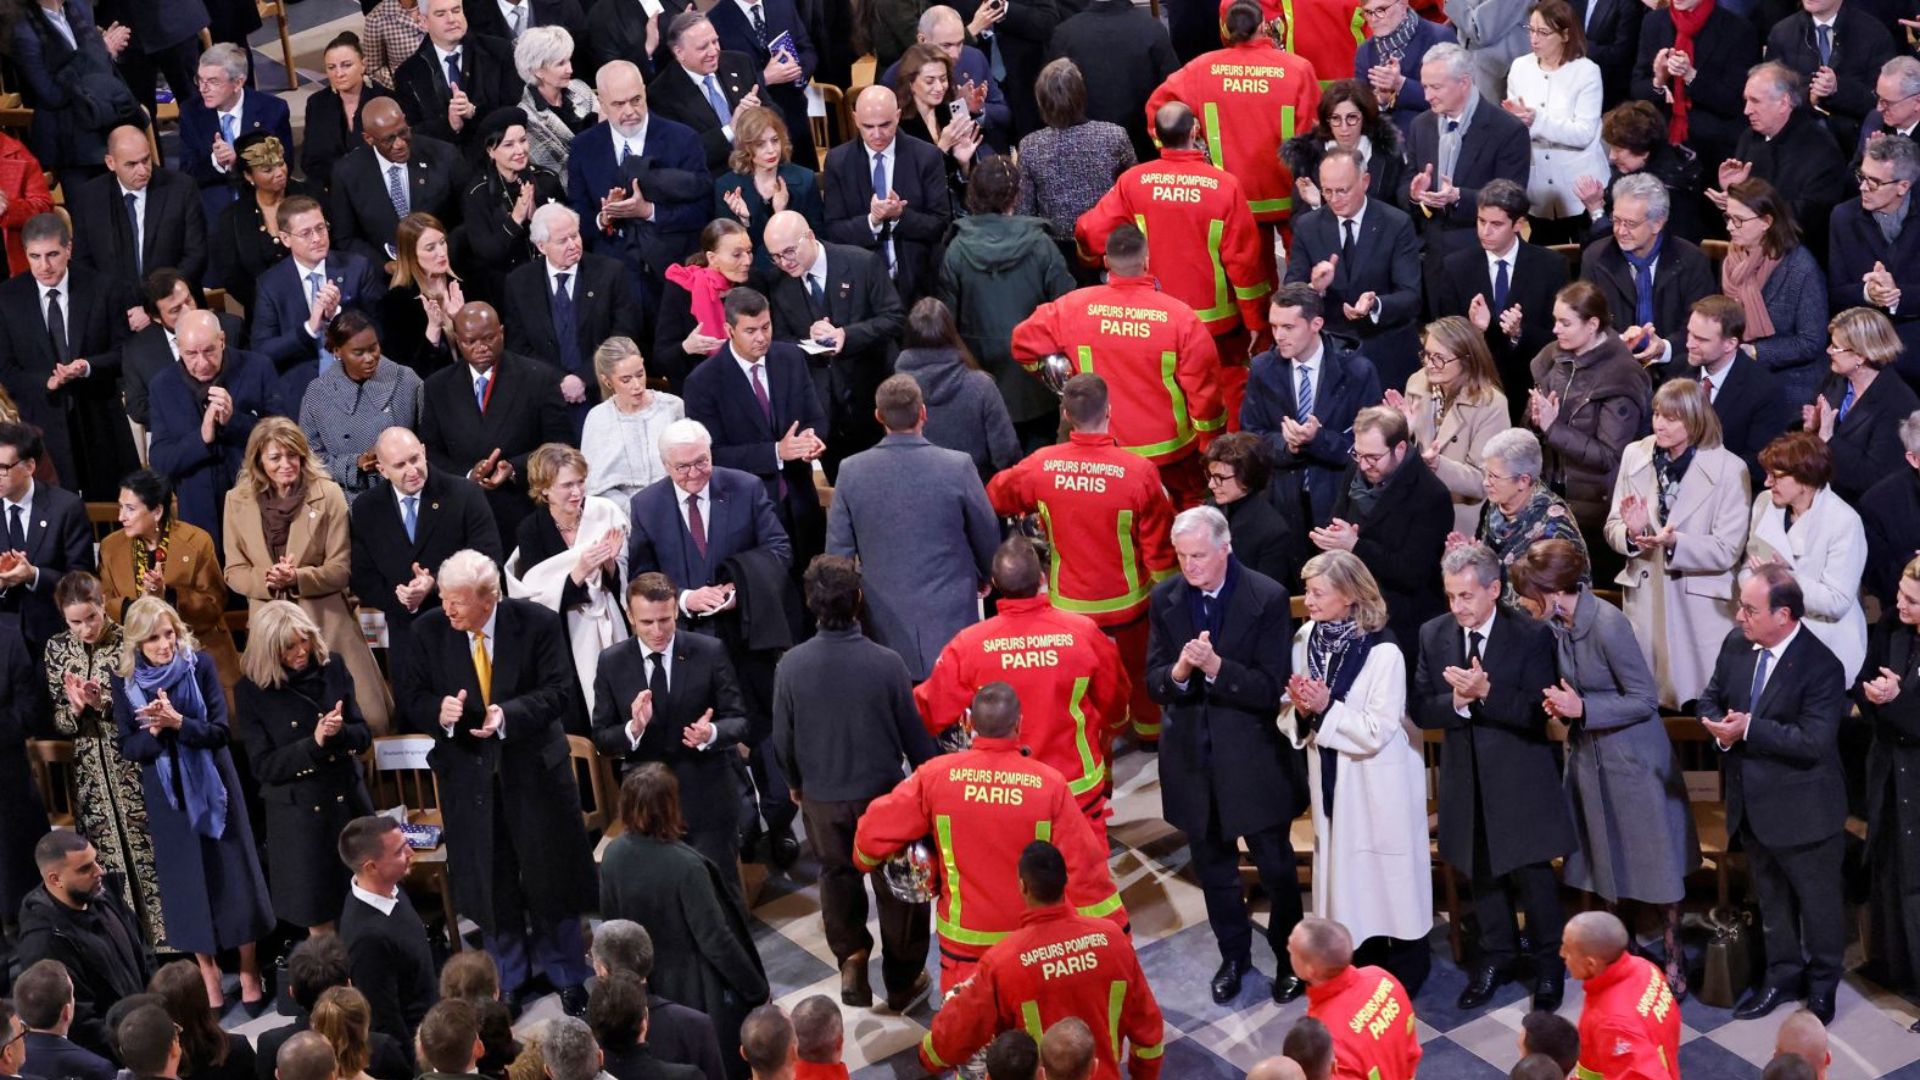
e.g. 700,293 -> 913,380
1453,608 -> 1496,717
210,91 -> 247,174
350,880 -> 401,915
0,481 -> 38,591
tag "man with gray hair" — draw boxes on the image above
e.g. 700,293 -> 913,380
1577,171 -> 1715,368
1718,61 -> 1851,258
1404,41 -> 1530,259
1147,505 -> 1307,1005
1414,542 -> 1570,1013
646,12 -> 764,171
178,41 -> 293,221
1830,134 -> 1920,369
1861,409 -> 1920,604
875,7 -> 1009,147
1861,55 -> 1920,155
1764,0 -> 1895,155
503,200 -> 642,431
588,924 -> 726,1080
542,1017 -> 610,1080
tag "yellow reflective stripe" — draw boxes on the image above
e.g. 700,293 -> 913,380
1076,345 -> 1095,374
1133,717 -> 1162,737
921,1033 -> 950,1069
1108,981 -> 1127,1062
1367,1069 -> 1382,1080
1573,1065 -> 1605,1080
1151,567 -> 1177,583
1160,349 -> 1193,447
1203,102 -> 1225,176
1195,218 -> 1234,321
1117,509 -> 1140,607
854,845 -> 884,870
934,916 -> 1011,946
1036,820 -> 1052,843
1250,196 -> 1293,213
1068,677 -> 1103,796
1235,278 -> 1272,301
1020,1001 -> 1044,1039
1051,584 -> 1153,615
1077,891 -> 1124,919
1135,1044 -> 1164,1060
936,815 -> 962,932
1193,412 -> 1226,432
1658,1046 -> 1670,1073
1280,0 -> 1295,50
1349,5 -> 1367,45
1038,502 -> 1063,600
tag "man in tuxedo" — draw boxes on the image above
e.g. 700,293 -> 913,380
392,0 -> 527,149
121,269 -> 246,453
466,0 -> 588,53
15,961 -> 116,1080
1699,566 -> 1850,1025
330,98 -> 466,264
592,571 -> 753,891
71,126 -> 207,320
763,211 -> 904,475
1857,56 -> 1920,161
392,549 -> 598,1013
334,816 -> 438,1043
1146,505 -> 1306,1005
1283,148 -> 1422,390
0,213 -> 136,500
1684,296 -> 1795,485
1719,64 -> 1852,260
0,422 -> 89,652
252,196 -> 390,376
1578,173 -> 1715,373
351,426 -> 505,681
702,0 -> 816,166
175,43 -> 294,225
820,86 -> 953,305
1403,43 -> 1531,260
649,13 -> 765,174
1831,135 -> 1920,379
1428,178 -> 1565,417
1413,543 -> 1573,1014
147,311 -> 277,548
1763,0 -> 1895,158
419,303 -> 571,540
682,287 -> 828,560
502,204 -> 640,434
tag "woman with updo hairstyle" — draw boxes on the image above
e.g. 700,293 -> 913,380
214,132 -> 310,315
1807,306 -> 1920,505
301,31 -> 394,193
581,337 -> 684,502
1748,431 -> 1869,681
655,218 -> 754,390
716,106 -> 824,279
310,986 -> 378,1080
1280,80 -> 1408,210
1203,432 -> 1291,586
892,297 -> 1020,479
378,211 -> 464,375
1527,280 -> 1650,550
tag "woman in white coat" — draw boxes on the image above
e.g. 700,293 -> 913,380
1603,377 -> 1751,710
1501,0 -> 1607,245
1748,431 -> 1869,682
1280,550 -> 1433,995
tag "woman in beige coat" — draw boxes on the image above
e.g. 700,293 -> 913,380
222,418 -> 392,733
1385,317 -> 1511,535
1603,378 -> 1751,711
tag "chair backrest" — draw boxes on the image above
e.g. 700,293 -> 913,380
1549,242 -> 1583,280
568,734 -> 614,835
27,739 -> 77,828
365,734 -> 444,827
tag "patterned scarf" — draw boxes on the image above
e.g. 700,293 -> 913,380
131,525 -> 170,588
1307,617 -> 1363,687
1370,14 -> 1419,64
1652,445 -> 1694,523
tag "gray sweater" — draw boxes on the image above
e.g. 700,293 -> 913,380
894,347 -> 1023,477
770,627 -> 940,802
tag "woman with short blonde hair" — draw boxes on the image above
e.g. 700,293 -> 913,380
1809,306 -> 1920,504
506,444 -> 629,717
1298,550 -> 1389,632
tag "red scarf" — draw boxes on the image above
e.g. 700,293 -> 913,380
663,263 -> 731,342
1667,0 -> 1715,144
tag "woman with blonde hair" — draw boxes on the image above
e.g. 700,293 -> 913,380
111,598 -> 272,1010
1279,550 -> 1431,993
222,418 -> 392,732
377,212 -> 464,375
1806,306 -> 1920,506
1386,316 -> 1511,534
506,443 -> 628,719
237,600 -> 373,936
1603,376 -> 1751,710
580,338 -> 684,502
715,106 -> 823,280
310,986 -> 377,1080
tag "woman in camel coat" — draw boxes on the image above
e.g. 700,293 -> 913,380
222,418 -> 392,733
99,469 -> 242,702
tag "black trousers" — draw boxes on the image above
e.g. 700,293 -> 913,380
1189,789 -> 1302,968
685,822 -> 744,910
1743,822 -> 1845,998
1355,934 -> 1434,997
802,796 -> 930,994
1469,791 -> 1565,972
116,36 -> 202,119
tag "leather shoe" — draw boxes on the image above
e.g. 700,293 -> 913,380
840,951 -> 873,1008
1456,964 -> 1508,1011
885,970 -> 933,1014
1271,973 -> 1307,1004
558,984 -> 589,1017
769,834 -> 801,869
1211,959 -> 1249,1005
1532,970 -> 1565,1013
1806,992 -> 1836,1026
1733,987 -> 1797,1020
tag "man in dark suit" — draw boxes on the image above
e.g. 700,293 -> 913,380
1579,173 -> 1716,372
252,195 -> 390,376
1764,0 -> 1895,157
1683,296 -> 1795,485
1857,55 -> 1920,163
1146,505 -> 1306,1005
1699,566 -> 1850,1024
335,816 -> 439,1043
702,0 -> 817,165
122,269 -> 247,446
1831,134 -> 1920,381
649,13 -> 765,174
419,303 -> 571,540
565,61 -> 713,309
1571,0 -> 1638,107
1284,148 -> 1423,390
588,921 -> 730,1080
1413,542 -> 1574,1013
1720,64 -> 1853,260
71,126 -> 207,320
586,0 -> 689,80
391,0 -> 527,149
1403,43 -> 1531,260
763,211 -> 904,474
0,423 -> 92,652
1428,178 -> 1566,416
351,426 -> 506,682
592,571 -> 753,892
330,99 -> 466,264
1862,421 -> 1920,606
465,0 -> 589,55
175,43 -> 295,225
820,86 -> 953,305
14,961 -> 118,1080
392,550 -> 598,1013
1353,0 -> 1459,135
1048,0 -> 1176,160
1316,406 -> 1451,655
98,0 -> 205,120
147,311 -> 276,549
502,204 -> 640,433
0,213 -> 137,501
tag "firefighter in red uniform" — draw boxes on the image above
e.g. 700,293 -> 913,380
1077,103 -> 1270,424
1286,918 -> 1422,1080
986,374 -> 1176,741
1564,912 -> 1681,1080
921,842 -> 1163,1080
1011,226 -> 1224,509
1220,0 -> 1364,91
854,683 -> 1127,993
916,538 -> 1132,847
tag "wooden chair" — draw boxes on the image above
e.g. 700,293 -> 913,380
364,735 -> 463,949
809,82 -> 848,171
1423,728 -> 1466,962
1549,242 -> 1583,280
1665,716 -> 1733,908
27,739 -> 78,828
258,2 -> 300,91
568,734 -> 615,837
1701,239 -> 1730,278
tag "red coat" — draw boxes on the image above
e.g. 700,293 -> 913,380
1076,148 -> 1272,337
1305,965 -> 1422,1080
985,433 -> 1177,627
914,595 -> 1132,812
854,737 -> 1126,958
1145,40 -> 1322,223
1221,0 -> 1366,92
920,903 -> 1164,1080
1009,278 -> 1225,466
1576,954 -> 1682,1080
0,133 -> 53,277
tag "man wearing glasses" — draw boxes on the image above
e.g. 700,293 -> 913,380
252,195 -> 389,376
176,42 -> 293,224
328,98 -> 466,265
1352,0 -> 1457,134
1829,134 -> 1920,363
1575,172 -> 1714,372
1857,55 -> 1920,161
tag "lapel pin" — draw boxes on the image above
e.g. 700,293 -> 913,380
432,502 -> 441,511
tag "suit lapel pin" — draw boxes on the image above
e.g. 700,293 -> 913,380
587,291 -> 595,298
432,503 -> 441,511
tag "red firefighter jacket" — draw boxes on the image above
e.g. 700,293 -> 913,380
1145,40 -> 1322,223
1220,0 -> 1366,91
1304,965 -> 1423,1080
1576,953 -> 1682,1080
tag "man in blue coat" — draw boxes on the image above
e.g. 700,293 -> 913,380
147,310 -> 276,550
1352,0 -> 1458,135
175,42 -> 294,227
251,195 -> 388,380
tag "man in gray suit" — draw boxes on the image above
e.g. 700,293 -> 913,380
1442,0 -> 1528,100
826,374 -> 1000,680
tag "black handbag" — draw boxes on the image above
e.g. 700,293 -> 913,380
1697,905 -> 1762,1008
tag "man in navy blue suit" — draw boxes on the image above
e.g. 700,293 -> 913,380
566,60 -> 712,314
702,0 -> 817,165
251,195 -> 389,383
175,42 -> 294,228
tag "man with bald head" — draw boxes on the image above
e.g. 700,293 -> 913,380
764,209 -> 903,468
351,426 -> 504,681
71,125 -> 206,322
1247,1058 -> 1309,1080
276,1031 -> 339,1080
821,85 -> 951,303
147,308 -> 278,547
329,96 -> 466,264
1288,917 -> 1421,1080
1773,1010 -> 1830,1078
1563,911 -> 1680,1080
1038,1019 -> 1096,1080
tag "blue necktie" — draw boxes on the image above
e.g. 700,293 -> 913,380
1633,261 -> 1654,326
871,151 -> 887,201
1749,647 -> 1771,711
221,113 -> 237,144
1837,382 -> 1856,421
124,192 -> 141,273
618,139 -> 632,165
444,50 -> 463,92
1295,364 -> 1314,422
1493,257 -> 1510,314
402,495 -> 418,542
704,75 -> 731,124
474,372 -> 490,411
386,164 -> 408,219
1816,23 -> 1832,65
551,272 -> 584,377
308,272 -> 338,374
6,505 -> 23,552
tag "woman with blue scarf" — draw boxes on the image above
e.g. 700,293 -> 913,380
1279,550 -> 1433,995
113,597 -> 274,1013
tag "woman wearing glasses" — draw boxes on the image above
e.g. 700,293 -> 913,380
1384,316 -> 1510,535
1501,0 -> 1607,246
1804,306 -> 1920,506
1747,431 -> 1869,682
1281,81 -> 1408,211
1720,178 -> 1829,408
1452,426 -> 1590,600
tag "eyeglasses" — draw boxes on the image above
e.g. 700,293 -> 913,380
1205,470 -> 1237,484
1360,2 -> 1399,16
0,459 -> 27,473
1858,169 -> 1905,192
1878,90 -> 1920,111
768,244 -> 805,266
669,456 -> 713,476
1827,342 -> 1860,356
1327,113 -> 1364,126
1420,349 -> 1458,368
1524,23 -> 1559,35
1349,446 -> 1392,466
286,222 -> 330,241
1612,215 -> 1648,231
1484,470 -> 1518,484
1723,212 -> 1759,227
193,75 -> 235,89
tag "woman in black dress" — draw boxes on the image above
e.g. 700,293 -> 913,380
376,212 -> 462,377
236,599 -> 373,936
301,32 -> 394,195
460,106 -> 567,305
1860,556 -> 1920,1009
213,133 -> 309,317
150,959 -> 258,1076
1280,80 -> 1409,212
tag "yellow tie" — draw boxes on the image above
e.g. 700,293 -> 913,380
472,630 -> 492,708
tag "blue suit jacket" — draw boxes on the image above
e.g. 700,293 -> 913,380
251,252 -> 389,372
176,91 -> 295,224
682,341 -> 828,525
627,466 -> 792,596
1241,336 -> 1383,527
565,118 -> 712,297
147,348 -> 278,549
1352,18 -> 1457,137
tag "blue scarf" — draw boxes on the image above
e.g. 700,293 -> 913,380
1305,621 -> 1380,815
1620,232 -> 1666,328
123,648 -> 228,840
